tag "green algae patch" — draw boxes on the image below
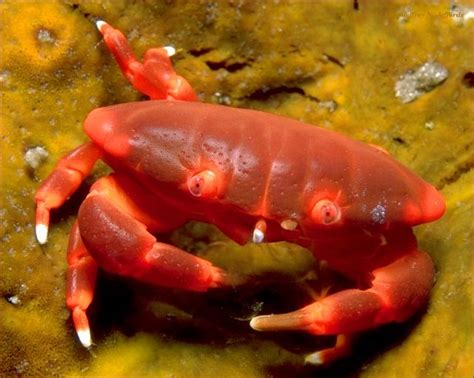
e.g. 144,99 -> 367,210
77,332 -> 299,378
1,0 -> 473,376
169,222 -> 315,279
0,300 -> 78,376
1,2 -> 100,86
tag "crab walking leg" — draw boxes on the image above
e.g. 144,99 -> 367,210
305,334 -> 352,365
66,221 -> 98,348
250,248 -> 434,364
96,20 -> 197,101
35,142 -> 101,244
78,174 -> 239,293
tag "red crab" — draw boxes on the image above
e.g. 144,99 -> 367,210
35,21 -> 445,364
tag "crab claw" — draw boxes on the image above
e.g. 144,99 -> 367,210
95,19 -> 197,101
250,307 -> 315,332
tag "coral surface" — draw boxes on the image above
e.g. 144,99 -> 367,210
1,1 -> 472,377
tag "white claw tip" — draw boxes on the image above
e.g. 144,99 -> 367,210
164,46 -> 176,57
249,317 -> 261,331
252,229 -> 264,244
77,328 -> 92,349
96,20 -> 107,32
304,352 -> 323,365
36,224 -> 48,245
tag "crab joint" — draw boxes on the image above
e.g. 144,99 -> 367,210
187,170 -> 217,198
280,219 -> 298,231
252,219 -> 267,243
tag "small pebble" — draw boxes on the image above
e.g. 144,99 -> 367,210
6,295 -> 20,305
318,100 -> 338,113
425,121 -> 435,130
24,146 -> 49,169
36,28 -> 56,44
395,61 -> 448,103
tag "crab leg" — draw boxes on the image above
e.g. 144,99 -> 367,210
66,221 -> 98,348
35,142 -> 101,244
78,174 -> 240,291
96,20 -> 197,101
250,247 -> 434,364
305,334 -> 352,365
65,174 -> 242,348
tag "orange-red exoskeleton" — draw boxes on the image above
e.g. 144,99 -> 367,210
35,21 -> 445,364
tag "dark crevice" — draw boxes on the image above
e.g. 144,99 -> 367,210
3,293 -> 18,305
353,0 -> 359,10
439,162 -> 474,190
462,72 -> 474,88
392,136 -> 407,145
189,47 -> 214,57
206,60 -> 248,73
246,86 -> 309,101
322,53 -> 345,68
67,2 -> 92,19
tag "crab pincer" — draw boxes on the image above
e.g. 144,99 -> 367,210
250,232 -> 435,364
96,20 -> 197,101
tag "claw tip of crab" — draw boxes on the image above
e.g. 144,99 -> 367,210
249,316 -> 262,331
164,46 -> 176,57
95,20 -> 108,32
77,328 -> 92,349
252,229 -> 264,244
36,224 -> 48,245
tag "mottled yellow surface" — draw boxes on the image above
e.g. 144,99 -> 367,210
0,1 -> 472,377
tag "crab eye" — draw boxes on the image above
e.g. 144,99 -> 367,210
187,170 -> 217,197
311,199 -> 341,225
